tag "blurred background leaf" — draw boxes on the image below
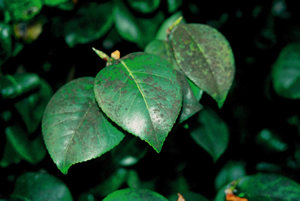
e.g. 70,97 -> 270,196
4,0 -> 43,21
127,0 -> 161,14
0,23 -> 12,68
114,0 -> 164,49
271,43 -> 300,99
190,108 -> 229,163
11,171 -> 73,201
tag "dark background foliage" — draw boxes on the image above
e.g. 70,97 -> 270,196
1,0 -> 300,200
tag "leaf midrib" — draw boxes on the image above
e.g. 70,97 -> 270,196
120,60 -> 159,145
63,101 -> 93,167
180,25 -> 221,97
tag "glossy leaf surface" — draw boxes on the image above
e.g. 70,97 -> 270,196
127,0 -> 160,13
4,0 -> 42,21
14,79 -> 53,134
11,172 -> 73,201
94,52 -> 182,153
42,77 -> 125,174
190,108 -> 229,163
0,23 -> 12,66
0,73 -> 40,100
103,188 -> 168,201
227,174 -> 300,201
114,0 -> 164,48
63,2 -> 114,47
172,24 -> 235,108
271,43 -> 300,99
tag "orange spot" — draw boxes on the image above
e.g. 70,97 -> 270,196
111,50 -> 120,60
73,0 -> 78,4
225,189 -> 248,201
176,193 -> 185,201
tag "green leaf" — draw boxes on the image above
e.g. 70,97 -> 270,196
155,11 -> 185,40
166,0 -> 182,13
176,71 -> 203,123
114,0 -> 164,49
126,169 -> 142,189
214,161 -> 246,192
94,53 -> 182,153
90,168 -> 128,197
169,191 -> 209,201
145,40 -> 202,123
0,73 -> 40,100
103,188 -> 168,201
63,2 -> 114,47
172,24 -> 235,108
187,78 -> 203,102
42,77 -> 125,174
111,135 -> 148,167
190,108 -> 229,163
255,129 -> 288,153
4,0 -> 43,21
0,23 -> 12,66
127,0 -> 160,13
0,133 -> 22,167
271,43 -> 300,99
14,79 -> 53,134
44,0 -> 68,6
145,40 -> 181,71
11,171 -> 73,201
229,173 -> 300,201
2,122 -> 46,165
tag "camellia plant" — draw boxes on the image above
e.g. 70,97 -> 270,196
2,0 -> 300,201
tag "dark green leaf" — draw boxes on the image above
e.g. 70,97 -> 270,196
0,134 -> 22,167
172,24 -> 235,108
90,168 -> 128,197
126,169 -> 142,189
145,40 -> 181,71
1,123 -> 46,166
271,43 -> 300,99
114,0 -> 164,49
94,53 -> 182,153
166,0 -> 182,13
176,71 -> 202,123
42,77 -> 125,174
187,78 -> 203,102
214,161 -> 246,192
57,1 -> 75,10
0,73 -> 40,100
44,0 -> 68,7
127,0 -> 160,13
255,129 -> 288,153
63,2 -> 114,47
14,79 -> 53,134
111,135 -> 148,167
145,40 -> 202,122
11,171 -> 73,201
169,191 -> 209,201
4,0 -> 43,21
229,173 -> 300,201
0,23 -> 12,66
103,188 -> 168,201
155,11 -> 185,40
190,108 -> 229,163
